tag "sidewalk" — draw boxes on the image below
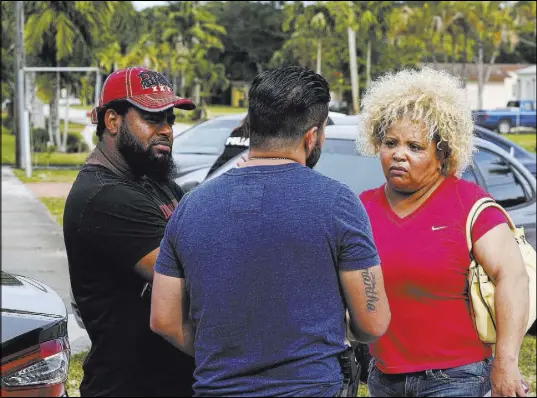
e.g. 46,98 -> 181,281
1,166 -> 90,354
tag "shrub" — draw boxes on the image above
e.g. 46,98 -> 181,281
31,127 -> 50,153
66,133 -> 89,153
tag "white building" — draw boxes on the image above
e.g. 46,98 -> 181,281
422,63 -> 531,110
512,65 -> 536,102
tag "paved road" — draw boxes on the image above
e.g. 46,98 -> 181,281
1,166 -> 90,353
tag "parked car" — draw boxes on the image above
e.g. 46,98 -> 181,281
474,125 -> 536,177
473,100 -> 536,134
172,112 -> 359,191
1,272 -> 70,397
205,125 -> 536,250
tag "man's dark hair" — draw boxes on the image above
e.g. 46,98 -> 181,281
95,100 -> 133,140
247,66 -> 330,150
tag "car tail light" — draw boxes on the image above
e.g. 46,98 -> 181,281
1,337 -> 70,397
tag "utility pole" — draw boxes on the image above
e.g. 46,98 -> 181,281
14,1 -> 24,168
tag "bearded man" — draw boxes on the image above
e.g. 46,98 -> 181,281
63,67 -> 196,397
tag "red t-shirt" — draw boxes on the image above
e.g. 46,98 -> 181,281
359,176 -> 506,373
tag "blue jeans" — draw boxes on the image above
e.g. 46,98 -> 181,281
367,356 -> 493,397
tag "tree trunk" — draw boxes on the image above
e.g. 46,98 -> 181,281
173,74 -> 178,95
461,32 -> 468,88
48,113 -> 53,146
62,84 -> 70,152
432,53 -> 438,71
179,72 -> 186,98
348,27 -> 359,114
477,40 -> 484,110
316,40 -> 322,75
451,33 -> 456,75
193,82 -> 201,108
366,38 -> 372,90
50,72 -> 61,149
484,47 -> 500,85
442,34 -> 448,65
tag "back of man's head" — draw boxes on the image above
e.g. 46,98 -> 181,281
247,66 -> 330,150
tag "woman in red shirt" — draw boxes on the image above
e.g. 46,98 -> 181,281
357,67 -> 529,397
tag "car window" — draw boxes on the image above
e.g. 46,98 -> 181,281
172,119 -> 241,155
507,101 -> 520,108
461,167 -> 479,185
313,139 -> 385,195
474,149 -> 529,208
521,102 -> 533,111
474,128 -> 531,160
209,138 -> 385,195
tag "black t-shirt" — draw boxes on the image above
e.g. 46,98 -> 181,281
63,164 -> 194,397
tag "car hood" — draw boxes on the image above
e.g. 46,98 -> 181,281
1,272 -> 67,356
175,166 -> 212,192
172,153 -> 220,177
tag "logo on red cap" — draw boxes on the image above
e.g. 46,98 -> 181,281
137,70 -> 174,93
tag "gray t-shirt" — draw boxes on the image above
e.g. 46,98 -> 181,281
155,163 -> 380,397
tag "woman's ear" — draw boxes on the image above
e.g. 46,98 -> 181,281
436,141 -> 450,175
436,141 -> 447,162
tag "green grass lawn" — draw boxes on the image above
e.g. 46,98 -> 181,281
31,152 -> 88,167
2,115 -> 89,167
40,197 -> 66,226
13,168 -> 80,183
66,351 -> 86,397
519,334 -> 537,394
66,336 -> 536,397
2,122 -> 16,164
69,104 -> 92,111
207,104 -> 247,116
504,133 -> 537,153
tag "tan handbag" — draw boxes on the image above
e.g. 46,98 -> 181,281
466,197 -> 537,344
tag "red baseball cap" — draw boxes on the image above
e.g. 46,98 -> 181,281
91,67 -> 196,124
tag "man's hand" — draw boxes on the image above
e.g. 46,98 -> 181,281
491,357 -> 527,397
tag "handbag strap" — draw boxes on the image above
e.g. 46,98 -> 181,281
465,197 -> 515,254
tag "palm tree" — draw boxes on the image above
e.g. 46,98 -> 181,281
168,1 -> 227,111
355,1 -> 392,89
431,1 -> 462,72
385,5 -> 430,69
282,2 -> 334,75
24,1 -> 114,152
458,1 -> 519,109
94,1 -> 140,75
126,1 -> 227,111
514,0 -> 536,38
326,1 -> 363,114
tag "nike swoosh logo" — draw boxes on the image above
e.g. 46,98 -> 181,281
432,226 -> 448,231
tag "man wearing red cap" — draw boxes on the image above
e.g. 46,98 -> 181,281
63,67 -> 196,397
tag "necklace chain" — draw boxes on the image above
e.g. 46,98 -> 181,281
248,157 -> 296,161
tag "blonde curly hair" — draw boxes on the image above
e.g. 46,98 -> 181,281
356,67 -> 475,177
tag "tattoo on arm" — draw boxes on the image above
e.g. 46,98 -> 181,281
361,269 -> 379,313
